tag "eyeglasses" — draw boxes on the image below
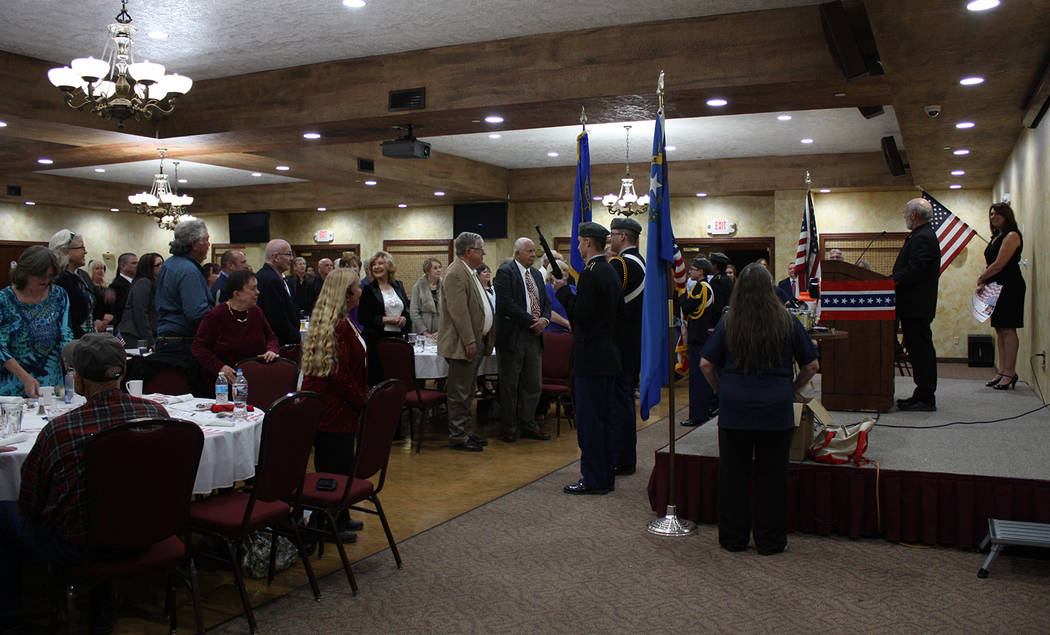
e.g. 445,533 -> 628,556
277,252 -> 293,258
469,246 -> 486,254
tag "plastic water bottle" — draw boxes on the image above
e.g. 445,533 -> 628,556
215,372 -> 230,405
232,369 -> 248,417
63,370 -> 75,404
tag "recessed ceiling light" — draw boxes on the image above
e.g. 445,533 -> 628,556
488,133 -> 502,140
110,208 -> 118,212
951,170 -> 966,176
966,0 -> 999,11
302,132 -> 321,139
592,196 -> 602,201
949,184 -> 962,189
251,172 -> 262,177
398,203 -> 408,208
37,158 -> 53,164
25,201 -> 36,206
434,191 -> 445,196
834,92 -> 846,97
547,151 -> 560,158
484,115 -> 504,124
275,165 -> 290,171
706,98 -> 728,107
956,121 -> 975,129
178,178 -> 188,184
800,138 -> 814,144
960,76 -> 985,86
777,114 -> 792,121
364,180 -> 377,186
819,188 -> 831,193
665,145 -> 676,151
343,0 -> 367,7
147,30 -> 168,39
317,207 -> 327,212
94,168 -> 106,173
696,192 -> 707,197
953,149 -> 970,155
0,121 -> 8,127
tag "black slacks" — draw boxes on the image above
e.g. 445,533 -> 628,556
900,317 -> 937,404
717,427 -> 793,554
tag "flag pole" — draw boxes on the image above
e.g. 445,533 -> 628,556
647,70 -> 697,537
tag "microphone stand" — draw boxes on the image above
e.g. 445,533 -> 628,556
855,230 -> 887,266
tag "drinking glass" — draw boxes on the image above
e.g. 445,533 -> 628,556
1,402 -> 23,435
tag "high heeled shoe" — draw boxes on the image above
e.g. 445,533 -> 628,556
985,373 -> 1005,387
993,374 -> 1018,390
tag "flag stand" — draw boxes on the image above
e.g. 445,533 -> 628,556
646,261 -> 697,538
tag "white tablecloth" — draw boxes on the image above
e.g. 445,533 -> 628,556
414,350 -> 498,379
0,397 -> 265,499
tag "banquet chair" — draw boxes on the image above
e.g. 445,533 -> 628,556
236,356 -> 301,411
375,337 -> 445,453
142,366 -> 193,397
279,344 -> 302,365
189,392 -> 323,635
540,331 -> 575,437
295,379 -> 408,594
60,418 -> 205,634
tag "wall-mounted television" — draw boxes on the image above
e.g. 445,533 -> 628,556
228,211 -> 270,243
453,202 -> 507,239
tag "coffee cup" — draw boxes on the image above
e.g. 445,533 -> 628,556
38,385 -> 55,406
126,379 -> 143,397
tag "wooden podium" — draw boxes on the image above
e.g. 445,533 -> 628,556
818,260 -> 895,412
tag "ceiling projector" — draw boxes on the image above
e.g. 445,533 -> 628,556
381,124 -> 431,159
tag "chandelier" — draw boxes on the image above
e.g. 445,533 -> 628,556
602,125 -> 650,217
128,149 -> 195,230
46,0 -> 193,128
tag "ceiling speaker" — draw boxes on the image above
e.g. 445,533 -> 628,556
858,106 -> 884,119
881,136 -> 906,177
820,1 -> 883,82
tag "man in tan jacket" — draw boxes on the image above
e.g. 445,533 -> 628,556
438,232 -> 495,451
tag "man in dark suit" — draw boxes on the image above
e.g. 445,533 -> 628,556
494,237 -> 552,443
892,197 -> 940,411
606,217 -> 645,475
255,239 -> 301,346
775,263 -> 799,303
107,252 -> 137,326
553,222 -> 622,495
210,249 -> 247,304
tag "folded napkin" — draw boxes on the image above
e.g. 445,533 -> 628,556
144,393 -> 195,405
0,433 -> 30,447
210,403 -> 255,413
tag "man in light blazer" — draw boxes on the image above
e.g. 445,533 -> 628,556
494,237 -> 552,442
438,232 -> 495,452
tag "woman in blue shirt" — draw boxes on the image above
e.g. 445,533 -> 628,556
700,263 -> 819,555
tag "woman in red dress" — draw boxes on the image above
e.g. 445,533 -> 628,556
301,268 -> 368,543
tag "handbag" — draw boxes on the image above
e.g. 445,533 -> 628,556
808,418 -> 875,466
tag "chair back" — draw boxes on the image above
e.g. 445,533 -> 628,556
542,331 -> 573,382
279,344 -> 301,365
351,379 -> 408,485
236,356 -> 301,411
253,391 -> 322,503
375,338 -> 417,385
142,366 -> 193,396
86,419 -> 204,550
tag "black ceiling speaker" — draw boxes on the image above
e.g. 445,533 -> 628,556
858,106 -> 884,119
820,1 -> 884,82
6,185 -> 21,196
881,136 -> 906,177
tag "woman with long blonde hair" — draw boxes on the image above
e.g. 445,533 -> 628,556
301,268 -> 368,543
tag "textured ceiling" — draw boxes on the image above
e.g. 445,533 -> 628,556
2,0 -> 821,79
423,107 -> 902,169
38,159 -> 305,188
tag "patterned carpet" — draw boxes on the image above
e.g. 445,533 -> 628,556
210,403 -> 1050,633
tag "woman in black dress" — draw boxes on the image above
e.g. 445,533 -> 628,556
977,202 -> 1025,390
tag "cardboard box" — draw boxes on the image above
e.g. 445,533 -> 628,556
791,398 -> 831,461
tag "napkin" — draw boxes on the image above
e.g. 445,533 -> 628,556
0,433 -> 30,446
144,393 -> 195,405
210,403 -> 255,413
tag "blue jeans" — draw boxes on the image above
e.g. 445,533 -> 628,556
0,501 -> 82,621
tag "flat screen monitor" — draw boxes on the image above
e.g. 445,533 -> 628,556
228,211 -> 270,243
453,202 -> 507,239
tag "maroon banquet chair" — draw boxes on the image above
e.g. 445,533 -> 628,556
541,331 -> 575,437
189,392 -> 323,635
61,418 -> 205,634
279,344 -> 302,365
375,337 -> 446,453
236,356 -> 301,411
295,379 -> 409,594
142,366 -> 193,396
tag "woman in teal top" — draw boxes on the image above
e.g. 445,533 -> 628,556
0,246 -> 73,397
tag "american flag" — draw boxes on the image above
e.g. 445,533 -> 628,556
922,191 -> 977,274
671,243 -> 689,375
819,280 -> 896,321
794,190 -> 821,281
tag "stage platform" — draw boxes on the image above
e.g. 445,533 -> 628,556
647,376 -> 1050,547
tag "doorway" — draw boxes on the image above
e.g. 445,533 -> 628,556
676,237 -> 775,274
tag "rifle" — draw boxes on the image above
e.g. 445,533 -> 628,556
534,225 -> 562,279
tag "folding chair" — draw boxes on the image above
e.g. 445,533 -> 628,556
375,337 -> 445,453
236,356 -> 301,411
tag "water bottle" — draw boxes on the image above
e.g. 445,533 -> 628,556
232,369 -> 248,417
63,370 -> 75,404
215,372 -> 230,405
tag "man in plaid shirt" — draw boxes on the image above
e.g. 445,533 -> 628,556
0,333 -> 167,633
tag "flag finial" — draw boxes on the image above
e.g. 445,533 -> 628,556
580,106 -> 587,131
657,71 -> 665,112
804,170 -> 811,187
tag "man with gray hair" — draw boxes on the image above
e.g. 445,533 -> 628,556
256,239 -> 300,345
286,256 -> 316,317
893,197 -> 940,411
438,232 -> 494,452
210,249 -> 247,304
154,219 -> 213,356
494,237 -> 551,442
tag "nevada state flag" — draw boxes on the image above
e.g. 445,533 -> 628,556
819,280 -> 895,321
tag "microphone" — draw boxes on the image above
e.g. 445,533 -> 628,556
855,230 -> 887,266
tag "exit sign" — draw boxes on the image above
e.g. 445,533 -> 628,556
314,229 -> 334,242
706,219 -> 736,235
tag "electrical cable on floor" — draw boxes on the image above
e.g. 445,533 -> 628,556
875,402 -> 1050,430
1029,354 -> 1047,405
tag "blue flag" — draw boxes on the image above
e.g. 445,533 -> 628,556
569,130 -> 592,277
639,110 -> 675,420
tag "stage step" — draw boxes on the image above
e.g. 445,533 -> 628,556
977,519 -> 1050,578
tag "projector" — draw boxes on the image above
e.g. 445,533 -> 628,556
381,137 -> 431,159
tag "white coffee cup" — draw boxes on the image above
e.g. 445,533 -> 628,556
126,379 -> 143,397
38,385 -> 55,406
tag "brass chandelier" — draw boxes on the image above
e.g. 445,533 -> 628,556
46,0 -> 193,128
602,125 -> 650,217
128,149 -> 195,230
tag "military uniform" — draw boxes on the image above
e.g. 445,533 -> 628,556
607,217 -> 645,471
679,258 -> 718,425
